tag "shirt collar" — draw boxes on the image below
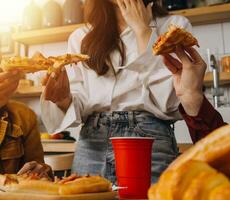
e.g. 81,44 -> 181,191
120,19 -> 157,38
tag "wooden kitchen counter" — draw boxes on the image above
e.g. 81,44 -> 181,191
42,141 -> 192,153
42,141 -> 76,153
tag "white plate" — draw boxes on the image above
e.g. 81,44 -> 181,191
0,191 -> 117,200
41,139 -> 75,143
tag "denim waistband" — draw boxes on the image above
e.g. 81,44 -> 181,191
86,111 -> 173,129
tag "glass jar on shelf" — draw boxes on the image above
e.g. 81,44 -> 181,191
42,0 -> 62,28
22,0 -> 41,31
221,55 -> 230,73
63,0 -> 83,25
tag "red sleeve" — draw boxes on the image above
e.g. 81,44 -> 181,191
179,96 -> 227,143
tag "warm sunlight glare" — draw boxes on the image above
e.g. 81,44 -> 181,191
0,0 -> 29,25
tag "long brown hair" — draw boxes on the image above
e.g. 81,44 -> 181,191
81,0 -> 125,75
81,0 -> 168,76
152,0 -> 168,18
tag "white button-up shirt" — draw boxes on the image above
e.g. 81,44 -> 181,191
41,15 -> 192,133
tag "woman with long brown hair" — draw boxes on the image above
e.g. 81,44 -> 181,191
41,0 -> 192,183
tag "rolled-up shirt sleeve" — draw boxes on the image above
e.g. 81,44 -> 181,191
41,93 -> 84,133
41,28 -> 88,134
179,96 -> 227,143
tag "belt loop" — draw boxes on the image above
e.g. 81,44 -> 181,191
128,112 -> 134,129
93,113 -> 100,129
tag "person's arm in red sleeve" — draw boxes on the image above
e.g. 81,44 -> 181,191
179,96 -> 227,143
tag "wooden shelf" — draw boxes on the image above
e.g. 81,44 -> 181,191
12,24 -> 84,45
204,72 -> 230,86
170,3 -> 230,25
12,4 -> 230,46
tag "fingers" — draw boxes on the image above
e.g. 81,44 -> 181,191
44,69 -> 70,103
163,54 -> 182,74
18,161 -> 50,179
17,161 -> 38,175
175,46 -> 191,66
0,71 -> 20,82
41,74 -> 50,86
30,164 -> 47,175
123,0 -> 131,10
44,73 -> 56,101
147,3 -> 153,20
0,72 -> 21,98
117,0 -> 128,15
185,47 -> 204,64
58,71 -> 69,99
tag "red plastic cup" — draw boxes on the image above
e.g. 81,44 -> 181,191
111,137 -> 154,199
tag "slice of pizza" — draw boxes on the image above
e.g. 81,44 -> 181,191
0,53 -> 89,74
153,24 -> 199,55
31,52 -> 54,68
1,54 -> 52,73
47,53 -> 90,74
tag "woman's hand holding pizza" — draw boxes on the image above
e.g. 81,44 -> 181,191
43,69 -> 72,113
163,46 -> 206,116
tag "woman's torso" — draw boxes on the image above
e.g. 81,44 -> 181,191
62,15 -> 191,124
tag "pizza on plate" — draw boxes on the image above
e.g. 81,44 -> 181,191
153,24 -> 199,55
0,173 -> 112,195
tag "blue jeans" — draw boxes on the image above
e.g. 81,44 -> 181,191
72,111 -> 179,183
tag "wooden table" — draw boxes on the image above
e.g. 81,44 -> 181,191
42,141 -> 76,153
42,141 -> 192,153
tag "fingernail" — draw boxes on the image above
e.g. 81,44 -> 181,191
61,67 -> 66,72
51,72 -> 56,78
